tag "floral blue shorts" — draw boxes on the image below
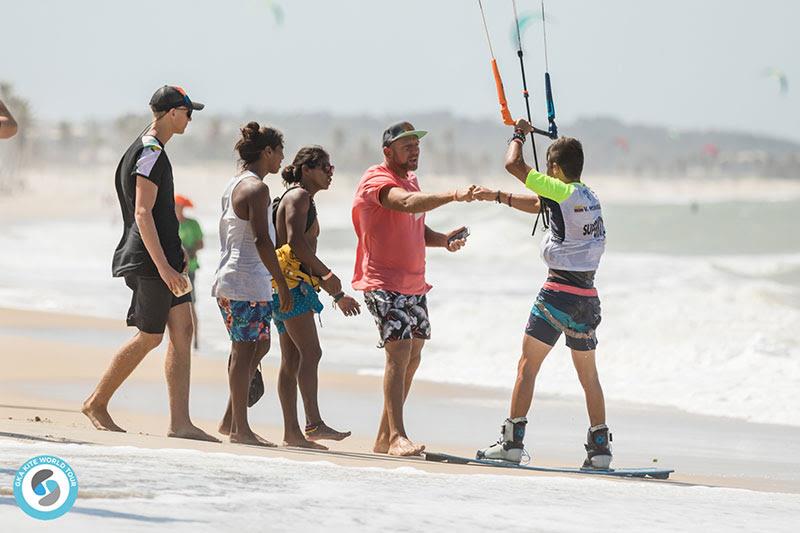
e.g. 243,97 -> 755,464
217,298 -> 272,343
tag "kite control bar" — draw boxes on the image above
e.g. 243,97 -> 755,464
480,0 -> 558,151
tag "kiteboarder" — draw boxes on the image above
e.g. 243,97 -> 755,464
477,119 -> 612,469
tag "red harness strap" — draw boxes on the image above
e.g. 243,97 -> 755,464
542,281 -> 598,297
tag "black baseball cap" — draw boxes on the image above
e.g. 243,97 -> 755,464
149,85 -> 205,113
382,121 -> 427,147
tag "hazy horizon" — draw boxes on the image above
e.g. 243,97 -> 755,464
3,0 -> 798,141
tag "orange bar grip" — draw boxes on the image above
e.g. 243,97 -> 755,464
491,59 -> 515,125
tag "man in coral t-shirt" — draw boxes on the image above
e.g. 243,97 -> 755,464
352,121 -> 475,456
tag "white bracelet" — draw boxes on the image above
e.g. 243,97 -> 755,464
321,271 -> 334,281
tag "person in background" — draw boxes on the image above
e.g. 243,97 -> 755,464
175,194 -> 204,349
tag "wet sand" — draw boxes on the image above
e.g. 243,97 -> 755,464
1,307 -> 799,494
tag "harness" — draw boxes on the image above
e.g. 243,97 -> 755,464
270,186 -> 320,291
533,301 -> 596,340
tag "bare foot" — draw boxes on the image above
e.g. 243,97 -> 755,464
218,408 -> 233,436
305,422 -> 352,442
373,439 -> 389,454
168,425 -> 222,443
230,431 -> 277,447
283,436 -> 328,450
387,436 -> 425,457
81,401 -> 126,433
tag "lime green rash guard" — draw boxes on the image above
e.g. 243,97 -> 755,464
523,169 -> 605,272
524,169 -> 575,203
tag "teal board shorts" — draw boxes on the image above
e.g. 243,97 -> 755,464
272,282 -> 324,335
525,285 -> 601,351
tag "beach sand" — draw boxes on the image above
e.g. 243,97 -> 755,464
1,307 -> 798,495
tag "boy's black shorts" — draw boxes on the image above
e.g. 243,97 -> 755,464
124,275 -> 192,334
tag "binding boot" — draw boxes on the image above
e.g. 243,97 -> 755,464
582,424 -> 612,469
476,417 -> 527,463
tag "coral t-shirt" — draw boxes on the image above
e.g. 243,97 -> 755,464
351,164 -> 431,295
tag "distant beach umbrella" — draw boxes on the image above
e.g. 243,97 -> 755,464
763,68 -> 788,95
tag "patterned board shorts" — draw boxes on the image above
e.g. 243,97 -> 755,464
217,298 -> 272,343
272,282 -> 324,335
364,289 -> 431,348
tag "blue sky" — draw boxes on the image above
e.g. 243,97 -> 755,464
3,0 -> 797,140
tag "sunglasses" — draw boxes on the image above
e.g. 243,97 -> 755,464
319,163 -> 334,174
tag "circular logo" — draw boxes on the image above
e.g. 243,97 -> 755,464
13,455 -> 78,520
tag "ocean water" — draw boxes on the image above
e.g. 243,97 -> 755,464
1,440 -> 799,532
1,184 -> 798,427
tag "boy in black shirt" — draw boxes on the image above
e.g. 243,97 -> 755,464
83,86 -> 218,442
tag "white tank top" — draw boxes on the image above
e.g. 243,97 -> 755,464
211,171 -> 275,301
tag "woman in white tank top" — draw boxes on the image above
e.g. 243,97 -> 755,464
211,121 -> 292,447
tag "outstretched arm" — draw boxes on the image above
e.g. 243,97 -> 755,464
473,187 -> 540,214
380,185 -> 476,214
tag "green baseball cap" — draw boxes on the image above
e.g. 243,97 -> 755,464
382,121 -> 428,147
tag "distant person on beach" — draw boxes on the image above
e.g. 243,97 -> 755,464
477,119 -> 611,469
175,194 -> 204,349
272,145 -> 360,449
83,85 -> 218,442
212,122 -> 293,447
352,121 -> 475,456
0,99 -> 18,139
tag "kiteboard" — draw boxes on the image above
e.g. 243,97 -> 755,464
424,452 -> 673,480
